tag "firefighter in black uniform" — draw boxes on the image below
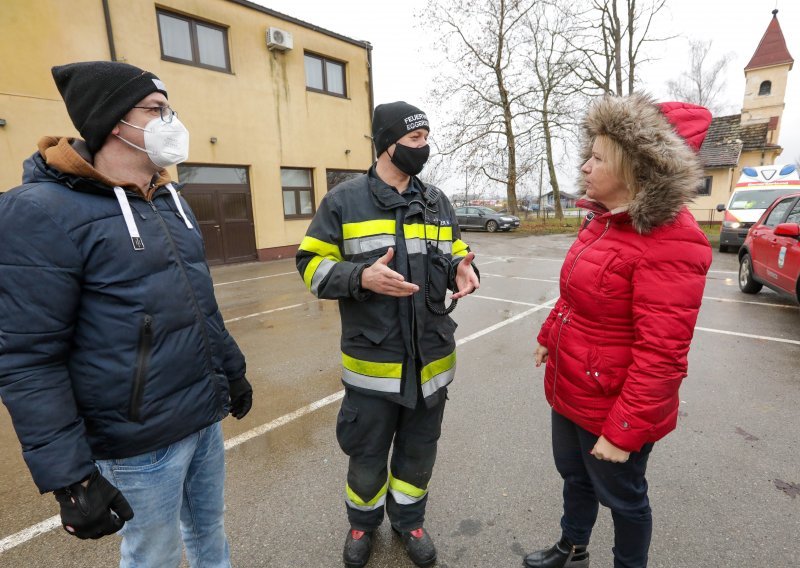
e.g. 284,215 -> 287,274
296,102 -> 479,567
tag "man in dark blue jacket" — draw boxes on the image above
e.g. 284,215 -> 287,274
0,61 -> 252,567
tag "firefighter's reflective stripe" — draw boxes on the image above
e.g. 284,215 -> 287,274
343,219 -> 396,240
342,353 -> 403,393
404,238 -> 453,255
346,480 -> 388,511
299,236 -> 343,293
343,235 -> 396,255
388,473 -> 427,505
452,238 -> 470,257
420,352 -> 456,398
403,224 -> 454,241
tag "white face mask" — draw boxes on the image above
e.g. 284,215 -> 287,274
116,115 -> 190,168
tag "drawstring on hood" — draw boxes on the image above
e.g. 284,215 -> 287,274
36,136 -> 193,250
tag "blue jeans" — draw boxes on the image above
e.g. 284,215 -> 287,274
96,422 -> 230,568
551,410 -> 653,568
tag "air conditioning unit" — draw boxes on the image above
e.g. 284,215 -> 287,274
267,27 -> 293,51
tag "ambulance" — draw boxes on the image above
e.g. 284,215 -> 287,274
716,164 -> 800,252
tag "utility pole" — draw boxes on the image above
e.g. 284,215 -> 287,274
464,168 -> 468,207
537,157 -> 544,219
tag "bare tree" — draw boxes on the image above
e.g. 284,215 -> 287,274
568,0 -> 672,96
524,1 -> 586,219
425,0 -> 539,214
667,39 -> 732,115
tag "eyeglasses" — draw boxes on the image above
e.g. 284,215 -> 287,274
132,105 -> 178,123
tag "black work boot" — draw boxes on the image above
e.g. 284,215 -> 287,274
393,526 -> 437,567
523,536 -> 589,568
343,529 -> 374,568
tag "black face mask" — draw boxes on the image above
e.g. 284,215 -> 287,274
390,142 -> 430,176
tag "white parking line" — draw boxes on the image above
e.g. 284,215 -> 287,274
481,273 -> 560,283
223,303 -> 308,324
695,327 -> 800,346
214,272 -> 295,287
472,295 -> 541,307
703,296 -> 799,310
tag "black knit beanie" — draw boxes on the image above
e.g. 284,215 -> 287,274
52,61 -> 168,154
372,101 -> 429,157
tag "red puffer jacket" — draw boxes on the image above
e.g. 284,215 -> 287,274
537,200 -> 711,452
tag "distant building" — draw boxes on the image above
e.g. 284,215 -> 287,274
540,190 -> 580,209
0,0 -> 374,263
693,9 -> 793,223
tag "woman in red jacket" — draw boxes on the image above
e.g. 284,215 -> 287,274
523,94 -> 712,568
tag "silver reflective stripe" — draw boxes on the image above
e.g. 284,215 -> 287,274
166,183 -> 194,229
343,235 -> 395,255
404,239 -> 453,255
311,258 -> 336,296
342,368 -> 402,393
113,187 -> 144,251
421,365 -> 456,398
389,488 -> 427,505
346,494 -> 386,511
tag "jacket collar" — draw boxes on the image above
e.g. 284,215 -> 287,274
576,198 -> 632,225
368,165 -> 426,215
37,136 -> 173,199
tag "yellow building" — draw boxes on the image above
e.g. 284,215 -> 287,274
694,9 -> 793,224
0,0 -> 374,263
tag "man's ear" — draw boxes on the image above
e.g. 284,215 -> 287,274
110,123 -> 121,136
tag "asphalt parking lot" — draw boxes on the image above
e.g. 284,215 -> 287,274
1,231 -> 798,567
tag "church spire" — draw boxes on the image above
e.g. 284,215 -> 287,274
745,9 -> 794,71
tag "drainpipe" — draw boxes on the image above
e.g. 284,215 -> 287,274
102,0 -> 117,61
365,41 -> 375,161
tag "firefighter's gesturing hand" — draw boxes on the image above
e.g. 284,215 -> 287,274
451,252 -> 479,299
361,248 -> 419,297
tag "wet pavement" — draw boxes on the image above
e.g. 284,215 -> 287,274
1,231 -> 798,567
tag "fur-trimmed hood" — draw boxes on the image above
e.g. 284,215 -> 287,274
579,93 -> 710,233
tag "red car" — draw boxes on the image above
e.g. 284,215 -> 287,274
739,191 -> 800,303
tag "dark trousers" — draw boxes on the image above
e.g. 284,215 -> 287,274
336,388 -> 447,531
552,410 -> 653,568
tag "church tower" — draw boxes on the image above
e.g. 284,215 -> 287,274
741,9 -> 794,145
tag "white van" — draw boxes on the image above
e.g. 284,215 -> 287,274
716,164 -> 800,252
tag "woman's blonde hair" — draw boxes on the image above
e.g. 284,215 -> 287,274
593,135 -> 640,200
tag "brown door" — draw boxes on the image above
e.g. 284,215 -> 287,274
178,166 -> 257,265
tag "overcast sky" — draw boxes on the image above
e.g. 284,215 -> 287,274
257,0 -> 799,188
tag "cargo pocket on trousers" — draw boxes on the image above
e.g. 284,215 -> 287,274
336,397 -> 360,456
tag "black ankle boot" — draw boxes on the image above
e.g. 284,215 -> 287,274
523,536 -> 589,568
343,529 -> 374,568
393,526 -> 437,567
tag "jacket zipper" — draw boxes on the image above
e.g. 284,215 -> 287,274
129,314 -> 153,422
145,198 -> 221,407
552,219 -> 611,403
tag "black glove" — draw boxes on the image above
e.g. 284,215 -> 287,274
229,376 -> 253,419
54,469 -> 134,539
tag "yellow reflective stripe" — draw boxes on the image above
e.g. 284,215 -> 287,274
342,353 -> 403,379
342,220 -> 396,239
389,473 -> 427,498
299,236 -> 343,261
452,239 -> 469,257
347,480 -> 388,507
403,224 -> 454,241
302,256 -> 324,290
421,352 -> 456,384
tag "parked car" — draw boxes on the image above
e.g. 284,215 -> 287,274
738,191 -> 800,303
454,206 -> 520,232
717,164 -> 800,252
